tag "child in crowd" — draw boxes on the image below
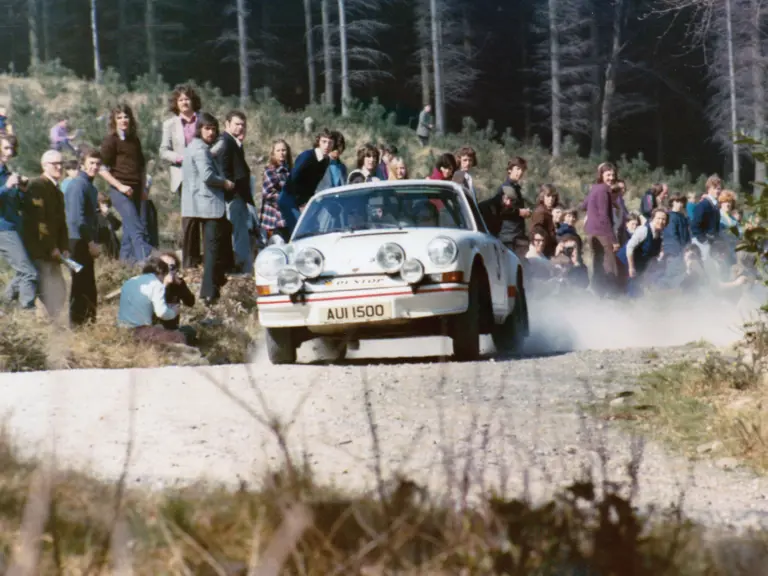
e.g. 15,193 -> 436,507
60,160 -> 79,194
556,209 -> 578,238
556,208 -> 582,250
686,191 -> 698,220
625,212 -> 641,237
96,191 -> 121,260
552,206 -> 564,228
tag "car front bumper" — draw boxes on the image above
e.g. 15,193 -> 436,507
256,282 -> 469,333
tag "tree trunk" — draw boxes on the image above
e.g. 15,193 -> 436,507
751,0 -> 764,196
90,0 -> 102,83
118,0 -> 128,81
41,0 -> 49,62
420,48 -> 431,108
725,0 -> 740,186
321,0 -> 334,107
430,0 -> 445,135
656,84 -> 664,168
236,0 -> 250,107
338,0 -> 351,116
462,5 -> 471,59
261,0 -> 272,89
589,2 -> 602,157
146,0 -> 157,78
27,0 -> 39,69
418,6 -> 431,108
303,0 -> 317,104
548,0 -> 561,157
521,7 -> 532,143
599,0 -> 624,155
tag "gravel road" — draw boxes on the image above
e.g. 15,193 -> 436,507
1,317 -> 767,533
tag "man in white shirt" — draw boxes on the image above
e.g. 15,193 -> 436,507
117,256 -> 187,344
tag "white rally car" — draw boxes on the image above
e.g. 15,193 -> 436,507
254,179 -> 529,364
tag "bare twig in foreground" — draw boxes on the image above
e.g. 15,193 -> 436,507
6,463 -> 54,576
249,503 -> 313,576
109,516 -> 135,576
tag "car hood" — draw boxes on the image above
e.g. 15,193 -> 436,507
290,228 -> 462,276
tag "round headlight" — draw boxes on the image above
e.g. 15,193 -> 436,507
376,242 -> 406,273
255,247 -> 288,279
277,267 -> 303,295
400,259 -> 425,284
427,236 -> 458,267
295,247 -> 324,278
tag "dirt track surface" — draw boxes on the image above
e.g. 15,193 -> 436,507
1,333 -> 767,533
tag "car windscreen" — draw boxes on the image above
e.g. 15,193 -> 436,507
293,185 -> 471,240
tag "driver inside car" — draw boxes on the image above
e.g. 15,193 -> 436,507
367,196 -> 398,227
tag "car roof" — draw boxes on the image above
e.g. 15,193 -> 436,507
311,179 -> 467,199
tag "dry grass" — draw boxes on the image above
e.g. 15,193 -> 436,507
0,257 -> 261,372
0,420 -> 762,575
600,321 -> 768,472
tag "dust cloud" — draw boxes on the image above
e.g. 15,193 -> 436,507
522,285 -> 766,355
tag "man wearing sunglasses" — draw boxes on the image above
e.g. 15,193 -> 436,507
21,150 -> 70,320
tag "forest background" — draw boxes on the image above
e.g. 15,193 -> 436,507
0,0 -> 762,188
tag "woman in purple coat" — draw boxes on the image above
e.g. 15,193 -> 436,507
585,162 -> 620,297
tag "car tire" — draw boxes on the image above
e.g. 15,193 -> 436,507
451,274 -> 482,361
492,288 -> 525,355
266,328 -> 297,365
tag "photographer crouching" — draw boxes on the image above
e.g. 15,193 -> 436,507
549,234 -> 589,291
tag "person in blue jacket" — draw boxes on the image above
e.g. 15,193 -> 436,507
617,208 -> 669,298
663,194 -> 692,257
0,134 -> 37,309
690,174 -> 723,261
277,129 -> 334,238
659,194 -> 692,289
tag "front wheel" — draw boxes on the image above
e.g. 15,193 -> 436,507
265,327 -> 297,365
451,275 -> 482,361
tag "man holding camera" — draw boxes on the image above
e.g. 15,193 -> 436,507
0,134 -> 37,310
551,234 -> 589,291
22,150 -> 70,320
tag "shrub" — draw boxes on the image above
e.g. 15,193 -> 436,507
7,85 -> 51,174
29,59 -> 75,100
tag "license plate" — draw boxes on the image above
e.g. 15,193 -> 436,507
322,302 -> 393,324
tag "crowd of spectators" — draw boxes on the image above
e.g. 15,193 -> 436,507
0,84 -> 763,353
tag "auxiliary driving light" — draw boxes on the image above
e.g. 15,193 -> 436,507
277,267 -> 303,295
400,259 -> 425,284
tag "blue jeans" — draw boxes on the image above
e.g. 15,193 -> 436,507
109,187 -> 153,263
226,196 -> 253,274
0,229 -> 37,309
277,191 -> 301,238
